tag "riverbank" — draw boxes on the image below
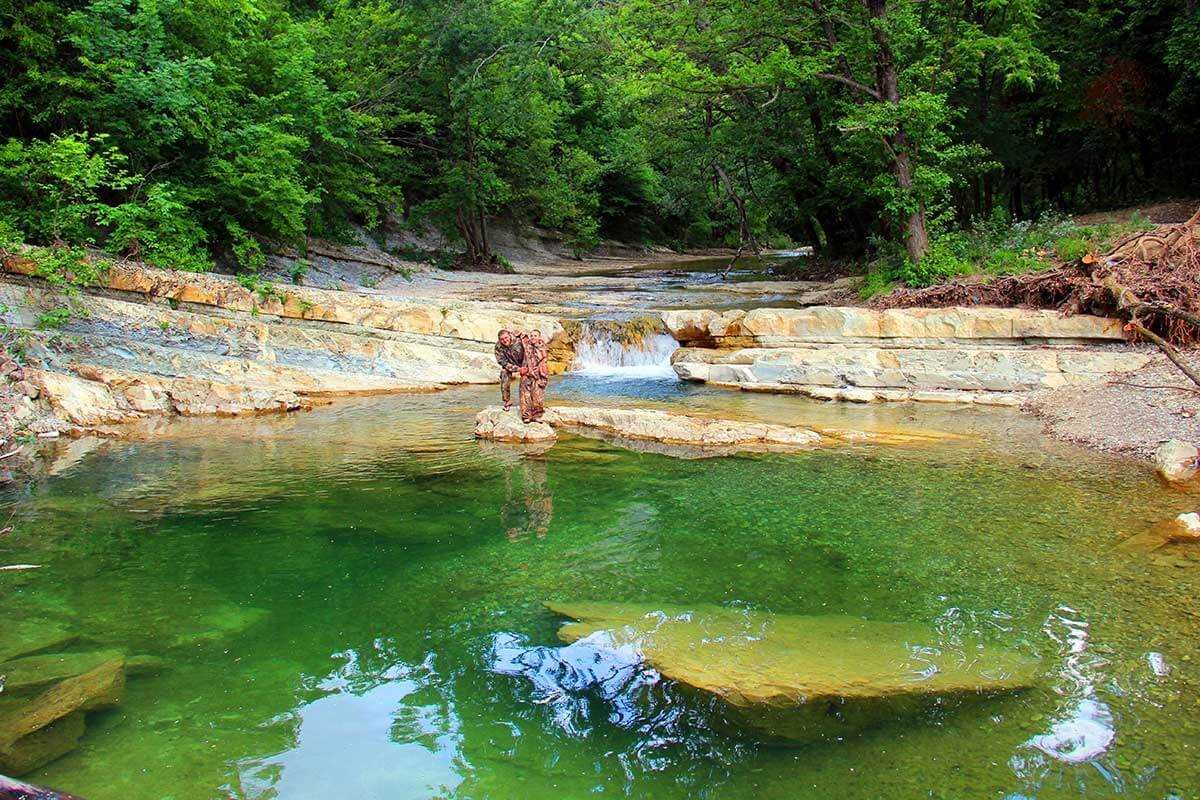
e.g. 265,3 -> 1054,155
0,250 -> 1192,475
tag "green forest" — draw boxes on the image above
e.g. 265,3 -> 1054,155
1,0 -> 1198,282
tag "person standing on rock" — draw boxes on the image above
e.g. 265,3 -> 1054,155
518,330 -> 549,423
494,329 -> 524,411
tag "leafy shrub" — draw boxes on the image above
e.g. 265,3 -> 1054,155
98,184 -> 209,271
889,234 -> 972,287
228,223 -> 266,275
0,133 -> 133,245
859,268 -> 895,299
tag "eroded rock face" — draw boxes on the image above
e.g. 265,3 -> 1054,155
474,407 -> 557,442
1169,512 -> 1200,542
1154,439 -> 1198,482
25,367 -> 314,428
545,601 -> 1038,742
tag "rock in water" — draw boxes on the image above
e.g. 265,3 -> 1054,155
0,651 -> 126,698
1168,512 -> 1200,543
0,659 -> 125,775
474,406 -> 557,443
1154,439 -> 1198,482
545,601 -> 1039,742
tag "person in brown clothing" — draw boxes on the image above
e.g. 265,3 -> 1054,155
518,330 -> 549,423
494,329 -> 524,411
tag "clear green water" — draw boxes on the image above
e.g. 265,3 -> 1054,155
2,385 -> 1199,799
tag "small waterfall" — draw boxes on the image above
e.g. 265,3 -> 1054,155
570,321 -> 679,379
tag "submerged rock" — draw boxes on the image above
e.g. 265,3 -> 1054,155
474,407 -> 557,443
545,601 -> 1038,742
0,650 -> 125,698
1154,439 -> 1198,482
0,658 -> 125,775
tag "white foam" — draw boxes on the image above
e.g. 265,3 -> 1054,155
571,330 -> 679,380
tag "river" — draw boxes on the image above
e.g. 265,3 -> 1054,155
1,365 -> 1197,799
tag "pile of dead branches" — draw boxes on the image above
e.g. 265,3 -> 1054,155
874,207 -> 1200,349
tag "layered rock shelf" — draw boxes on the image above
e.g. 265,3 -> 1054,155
662,306 -> 1151,404
0,259 -> 568,432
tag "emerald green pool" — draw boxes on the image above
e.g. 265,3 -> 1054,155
2,384 -> 1198,799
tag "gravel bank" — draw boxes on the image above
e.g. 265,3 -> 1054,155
1025,356 -> 1199,460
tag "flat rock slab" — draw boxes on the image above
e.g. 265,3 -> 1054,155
543,406 -> 822,448
474,407 -> 557,443
546,601 -> 1038,742
477,404 -> 958,454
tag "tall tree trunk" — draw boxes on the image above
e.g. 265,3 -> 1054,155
863,0 -> 930,263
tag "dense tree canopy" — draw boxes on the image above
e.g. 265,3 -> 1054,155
1,0 -> 1197,270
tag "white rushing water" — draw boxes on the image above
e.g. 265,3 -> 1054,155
570,326 -> 679,379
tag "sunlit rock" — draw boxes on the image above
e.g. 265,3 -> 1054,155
543,406 -> 821,448
1154,439 -> 1198,482
545,601 -> 1039,742
1168,512 -> 1200,543
474,407 -> 557,443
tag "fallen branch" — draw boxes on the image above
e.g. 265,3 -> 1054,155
1127,321 -> 1200,389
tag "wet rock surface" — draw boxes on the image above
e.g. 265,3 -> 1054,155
543,601 -> 1040,742
1154,439 -> 1198,482
475,405 -> 957,453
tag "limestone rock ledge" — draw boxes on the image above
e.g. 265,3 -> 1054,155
660,306 -> 1127,346
663,306 -> 1150,404
24,367 -> 316,430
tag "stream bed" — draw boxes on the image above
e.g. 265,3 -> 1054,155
1,383 -> 1198,799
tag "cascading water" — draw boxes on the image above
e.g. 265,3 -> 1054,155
569,321 -> 679,380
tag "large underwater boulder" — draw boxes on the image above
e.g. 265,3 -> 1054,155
0,659 -> 125,775
545,601 -> 1039,742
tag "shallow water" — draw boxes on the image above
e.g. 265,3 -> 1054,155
2,383 -> 1199,799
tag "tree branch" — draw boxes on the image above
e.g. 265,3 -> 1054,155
816,72 -> 881,100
